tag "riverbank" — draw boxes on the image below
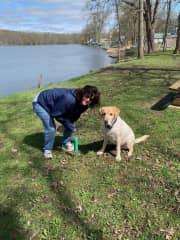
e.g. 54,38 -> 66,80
0,54 -> 179,240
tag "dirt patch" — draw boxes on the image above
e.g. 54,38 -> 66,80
98,69 -> 114,75
100,65 -> 180,72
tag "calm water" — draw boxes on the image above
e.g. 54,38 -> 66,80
0,44 -> 114,97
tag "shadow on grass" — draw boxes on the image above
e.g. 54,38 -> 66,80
24,133 -> 118,156
151,92 -> 175,111
23,132 -> 63,151
23,133 -> 103,239
24,133 -> 128,158
0,205 -> 28,240
78,140 -> 128,157
24,132 -> 44,150
79,140 -> 103,153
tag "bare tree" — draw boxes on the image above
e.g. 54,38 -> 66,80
174,12 -> 180,54
162,0 -> 172,52
82,21 -> 97,43
119,0 -> 160,53
114,0 -> 123,60
119,4 -> 138,45
138,0 -> 144,58
144,0 -> 160,53
84,0 -> 110,44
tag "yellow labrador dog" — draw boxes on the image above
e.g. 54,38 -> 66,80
97,106 -> 149,161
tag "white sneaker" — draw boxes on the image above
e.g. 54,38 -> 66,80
62,142 -> 74,152
44,150 -> 53,159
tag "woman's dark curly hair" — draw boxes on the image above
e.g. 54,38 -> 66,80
75,85 -> 100,107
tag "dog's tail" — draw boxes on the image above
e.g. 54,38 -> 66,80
135,135 -> 150,144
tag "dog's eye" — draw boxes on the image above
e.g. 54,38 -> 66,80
109,113 -> 113,116
102,113 -> 105,116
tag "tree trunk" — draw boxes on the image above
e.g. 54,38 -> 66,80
114,0 -> 122,61
163,0 -> 172,52
138,0 -> 144,58
144,0 -> 160,53
173,12 -> 180,54
144,13 -> 154,53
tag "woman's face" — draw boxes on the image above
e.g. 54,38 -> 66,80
81,96 -> 92,106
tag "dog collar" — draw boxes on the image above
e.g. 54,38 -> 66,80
105,117 -> 117,129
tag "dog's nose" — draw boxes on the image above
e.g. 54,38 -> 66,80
104,119 -> 108,124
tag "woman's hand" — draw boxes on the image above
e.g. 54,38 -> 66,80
57,125 -> 77,133
57,125 -> 65,132
73,128 -> 77,133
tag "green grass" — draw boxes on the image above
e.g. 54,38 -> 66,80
0,54 -> 180,240
116,52 -> 180,68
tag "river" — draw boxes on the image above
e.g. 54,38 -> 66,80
0,44 -> 114,97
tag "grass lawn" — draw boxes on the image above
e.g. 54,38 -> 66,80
0,54 -> 179,240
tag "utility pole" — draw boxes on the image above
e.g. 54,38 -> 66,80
138,0 -> 144,58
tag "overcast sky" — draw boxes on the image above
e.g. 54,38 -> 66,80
0,0 -> 89,33
0,0 -> 179,34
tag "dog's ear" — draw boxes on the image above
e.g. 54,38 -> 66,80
114,106 -> 120,117
99,107 -> 105,115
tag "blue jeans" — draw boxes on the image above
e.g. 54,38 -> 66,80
32,102 -> 72,150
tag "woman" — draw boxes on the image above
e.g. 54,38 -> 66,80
32,85 -> 100,159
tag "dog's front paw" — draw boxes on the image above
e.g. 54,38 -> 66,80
115,156 -> 121,162
97,150 -> 104,156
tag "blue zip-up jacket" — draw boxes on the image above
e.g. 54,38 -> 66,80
37,88 -> 88,131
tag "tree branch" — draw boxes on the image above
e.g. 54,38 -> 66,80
152,0 -> 160,25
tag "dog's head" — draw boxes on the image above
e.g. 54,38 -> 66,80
99,106 -> 120,129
